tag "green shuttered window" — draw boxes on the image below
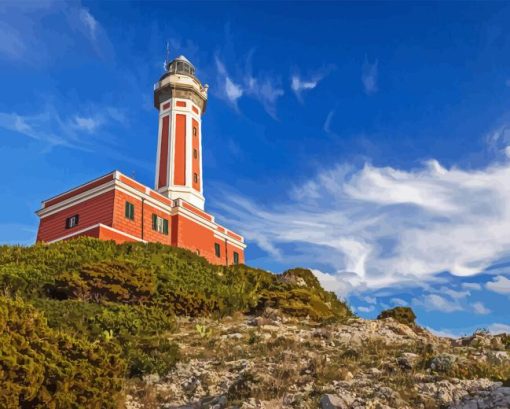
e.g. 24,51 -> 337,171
125,201 -> 135,220
152,214 -> 169,235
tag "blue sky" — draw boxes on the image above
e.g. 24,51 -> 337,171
1,1 -> 510,336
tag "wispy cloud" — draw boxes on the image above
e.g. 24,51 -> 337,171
0,2 -> 110,63
215,57 -> 243,105
214,54 -> 284,118
0,105 -> 126,149
214,150 -> 510,295
486,275 -> 510,294
488,323 -> 510,334
390,297 -> 408,306
426,327 -> 460,338
0,22 -> 25,60
357,305 -> 375,313
291,66 -> 333,102
413,294 -> 463,313
362,56 -> 378,95
462,282 -> 482,291
323,109 -> 341,139
79,8 -> 98,40
472,302 -> 491,315
245,76 -> 284,118
363,296 -> 377,304
291,76 -> 318,94
72,116 -> 102,132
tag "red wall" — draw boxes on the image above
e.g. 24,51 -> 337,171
45,174 -> 113,207
158,115 -> 170,189
192,118 -> 200,192
112,190 -> 171,245
174,114 -> 186,186
37,191 -> 115,243
97,225 -> 137,243
37,185 -> 244,265
171,214 -> 244,265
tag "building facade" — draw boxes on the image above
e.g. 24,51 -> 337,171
35,55 -> 246,265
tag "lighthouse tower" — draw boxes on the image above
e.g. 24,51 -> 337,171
153,55 -> 208,210
35,50 -> 246,265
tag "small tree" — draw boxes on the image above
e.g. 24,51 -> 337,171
377,306 -> 416,326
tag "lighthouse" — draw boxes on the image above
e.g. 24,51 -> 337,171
154,55 -> 208,210
35,52 -> 246,265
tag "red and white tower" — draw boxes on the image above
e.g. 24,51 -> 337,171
154,55 -> 208,210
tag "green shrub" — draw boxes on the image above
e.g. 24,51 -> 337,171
377,306 -> 416,326
0,296 -> 125,408
0,238 -> 351,321
0,238 -> 355,405
281,268 -> 322,290
50,260 -> 156,304
127,336 -> 180,377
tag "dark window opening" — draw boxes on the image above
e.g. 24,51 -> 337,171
65,215 -> 79,229
214,243 -> 221,258
125,201 -> 135,220
233,252 -> 239,265
152,214 -> 169,235
193,173 -> 198,183
193,127 -> 197,136
193,149 -> 198,159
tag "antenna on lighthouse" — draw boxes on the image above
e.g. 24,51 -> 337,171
164,41 -> 170,71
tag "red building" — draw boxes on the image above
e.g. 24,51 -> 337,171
36,55 -> 245,265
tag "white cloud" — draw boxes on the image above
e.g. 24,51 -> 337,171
488,323 -> 510,334
462,282 -> 482,291
390,297 -> 408,306
0,105 -> 125,149
0,111 -> 67,146
291,70 -> 330,102
214,156 -> 510,294
413,294 -> 463,313
0,3 -> 109,63
357,305 -> 375,313
363,296 -> 377,304
291,75 -> 318,93
472,302 -> 491,315
214,55 -> 284,118
79,8 -> 98,40
244,76 -> 284,118
486,275 -> 510,294
225,77 -> 244,102
439,287 -> 470,299
0,22 -> 25,60
72,116 -> 101,132
215,57 -> 243,105
426,327 -> 460,339
323,110 -> 336,136
362,56 -> 378,95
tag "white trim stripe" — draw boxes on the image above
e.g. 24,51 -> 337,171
45,223 -> 146,244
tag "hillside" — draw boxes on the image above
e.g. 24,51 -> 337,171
0,238 -> 509,409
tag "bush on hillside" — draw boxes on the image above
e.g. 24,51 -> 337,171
32,299 -> 179,377
377,306 -> 417,326
0,296 -> 125,408
0,238 -> 352,321
127,336 -> 180,377
50,260 -> 156,304
281,268 -> 322,290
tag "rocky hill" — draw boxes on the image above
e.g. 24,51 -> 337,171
0,238 -> 509,408
126,313 -> 509,409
